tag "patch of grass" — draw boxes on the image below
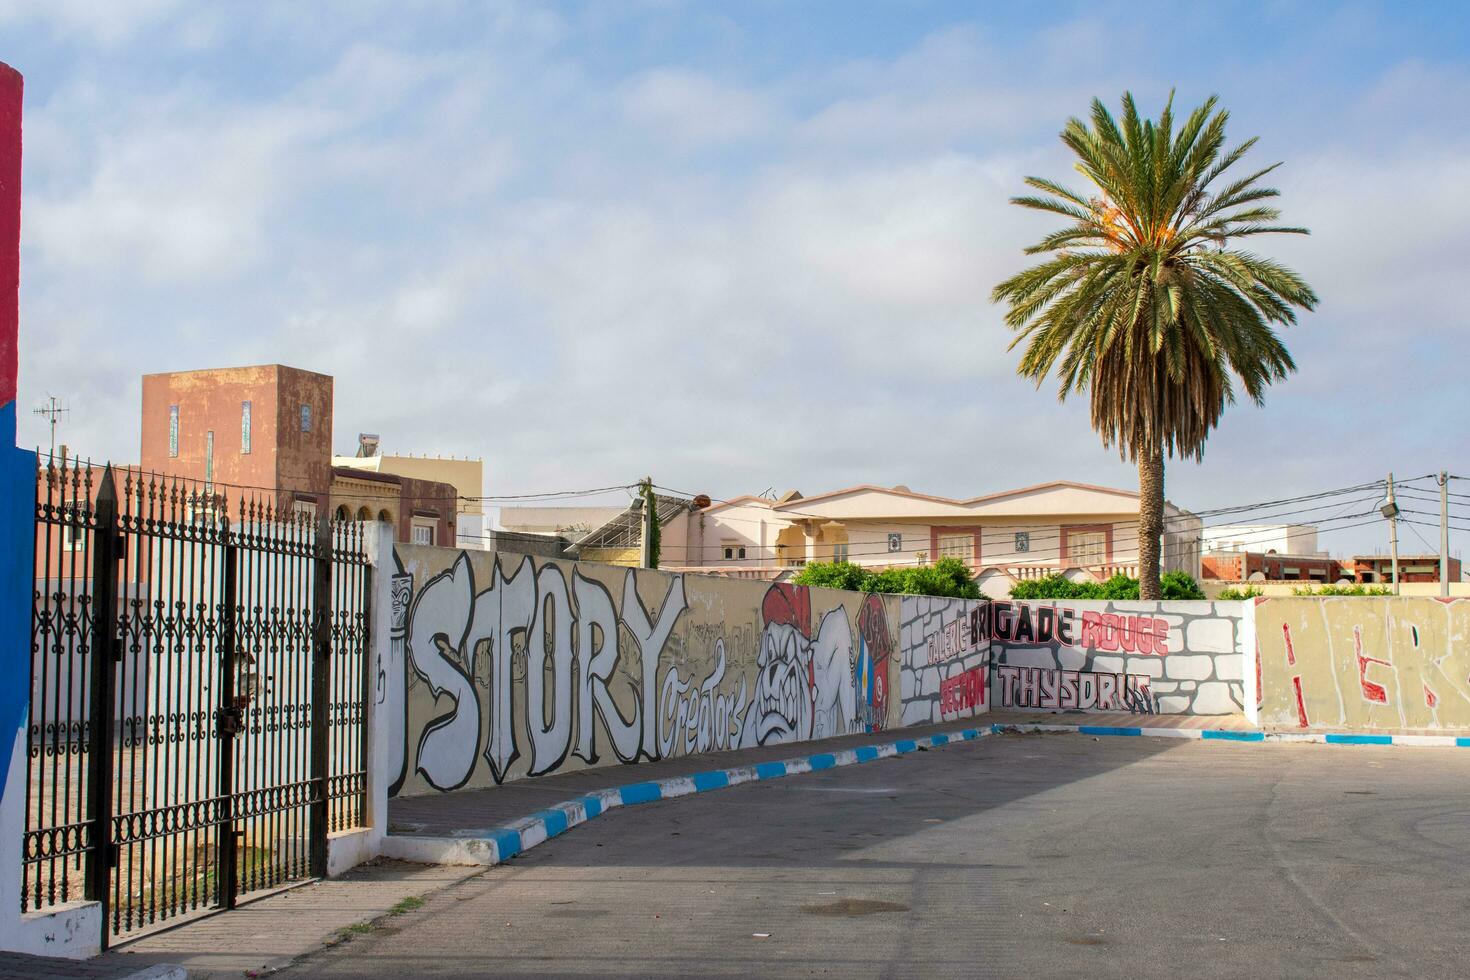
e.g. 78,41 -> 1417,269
337,920 -> 377,939
388,895 -> 425,916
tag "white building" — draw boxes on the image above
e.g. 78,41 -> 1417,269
1201,523 -> 1322,556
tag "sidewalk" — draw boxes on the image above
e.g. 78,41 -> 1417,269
96,861 -> 481,980
389,716 -> 1004,837
0,953 -> 181,980
387,711 -> 1248,838
986,709 -> 1254,731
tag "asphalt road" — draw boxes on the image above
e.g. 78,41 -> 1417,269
282,733 -> 1470,979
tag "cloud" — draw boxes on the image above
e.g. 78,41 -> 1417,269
11,5 -> 1470,556
0,0 -> 186,46
621,68 -> 776,146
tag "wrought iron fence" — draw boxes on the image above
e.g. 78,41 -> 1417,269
25,456 -> 370,946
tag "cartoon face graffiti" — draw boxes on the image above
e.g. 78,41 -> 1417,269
752,620 -> 813,744
743,584 -> 858,745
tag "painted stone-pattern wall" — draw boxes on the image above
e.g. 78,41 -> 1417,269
384,546 -> 900,797
1255,597 -> 1470,732
898,596 -> 991,727
988,600 -> 1246,715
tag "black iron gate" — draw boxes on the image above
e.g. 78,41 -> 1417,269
25,458 -> 370,946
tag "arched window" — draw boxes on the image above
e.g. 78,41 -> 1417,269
357,506 -> 372,521
335,504 -> 350,522
378,509 -> 393,524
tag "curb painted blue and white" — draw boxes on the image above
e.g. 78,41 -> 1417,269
380,726 -> 993,867
381,719 -> 1470,869
990,722 -> 1470,748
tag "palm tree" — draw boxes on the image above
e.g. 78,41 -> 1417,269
993,92 -> 1317,599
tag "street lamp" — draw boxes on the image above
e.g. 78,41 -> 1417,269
1380,475 -> 1399,594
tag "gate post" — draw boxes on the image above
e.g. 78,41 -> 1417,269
0,60 -> 99,958
215,527 -> 239,910
308,513 -> 332,878
83,467 -> 119,944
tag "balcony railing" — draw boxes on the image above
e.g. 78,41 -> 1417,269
662,560 -> 1149,584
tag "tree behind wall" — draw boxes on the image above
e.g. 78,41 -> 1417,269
992,92 -> 1316,598
640,478 -> 661,569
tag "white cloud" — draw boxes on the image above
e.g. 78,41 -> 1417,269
621,69 -> 776,146
0,0 -> 186,46
11,7 -> 1470,548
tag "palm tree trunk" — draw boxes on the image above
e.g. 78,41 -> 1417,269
1138,442 -> 1165,599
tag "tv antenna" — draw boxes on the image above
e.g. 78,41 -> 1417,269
33,395 -> 68,459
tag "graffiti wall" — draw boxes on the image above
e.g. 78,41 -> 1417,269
988,600 -> 1247,715
1255,597 -> 1470,731
898,596 -> 991,726
384,546 -> 899,796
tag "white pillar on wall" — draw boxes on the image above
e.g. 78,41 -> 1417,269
326,522 -> 393,876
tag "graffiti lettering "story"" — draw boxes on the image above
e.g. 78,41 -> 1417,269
393,550 -> 892,795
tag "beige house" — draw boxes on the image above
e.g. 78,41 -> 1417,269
333,443 -> 486,547
665,481 -> 1201,597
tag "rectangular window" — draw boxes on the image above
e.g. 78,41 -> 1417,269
168,405 -> 179,457
241,401 -> 252,454
411,521 -> 434,546
1065,529 -> 1109,566
60,506 -> 82,551
300,404 -> 311,433
293,499 -> 317,520
936,533 -> 974,564
205,431 -> 214,483
833,542 -> 850,562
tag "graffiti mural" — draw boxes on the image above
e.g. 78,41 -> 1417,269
989,600 -> 1246,715
381,552 -> 413,797
897,597 -> 1245,719
388,546 -> 897,797
899,596 -> 991,726
993,665 -> 1154,712
1257,597 -> 1470,731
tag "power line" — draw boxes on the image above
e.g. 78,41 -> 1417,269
652,479 -> 1407,528
36,454 -> 638,505
665,491 -> 1389,565
649,508 -> 1387,567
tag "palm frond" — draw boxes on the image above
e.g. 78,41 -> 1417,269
992,91 -> 1316,463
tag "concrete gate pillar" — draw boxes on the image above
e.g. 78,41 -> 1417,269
0,60 -> 100,957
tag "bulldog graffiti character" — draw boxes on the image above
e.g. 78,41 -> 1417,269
742,584 -> 859,745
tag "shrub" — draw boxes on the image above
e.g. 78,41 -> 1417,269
1007,571 -> 1206,601
794,562 -> 1205,602
1159,570 -> 1206,600
1290,583 -> 1393,596
1007,574 -> 1099,600
788,560 -> 869,593
792,557 -> 982,599
1216,585 -> 1264,600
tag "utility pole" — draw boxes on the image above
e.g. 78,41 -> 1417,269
1385,473 -> 1400,595
1440,471 -> 1451,597
33,394 -> 67,459
639,477 -> 654,570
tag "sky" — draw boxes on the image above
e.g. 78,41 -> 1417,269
5,0 -> 1469,555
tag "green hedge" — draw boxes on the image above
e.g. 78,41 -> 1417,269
791,557 -> 982,599
1007,570 -> 1206,600
1289,583 -> 1393,596
791,561 -> 1208,602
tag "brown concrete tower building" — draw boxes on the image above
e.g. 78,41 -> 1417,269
139,364 -> 458,543
141,364 -> 335,517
